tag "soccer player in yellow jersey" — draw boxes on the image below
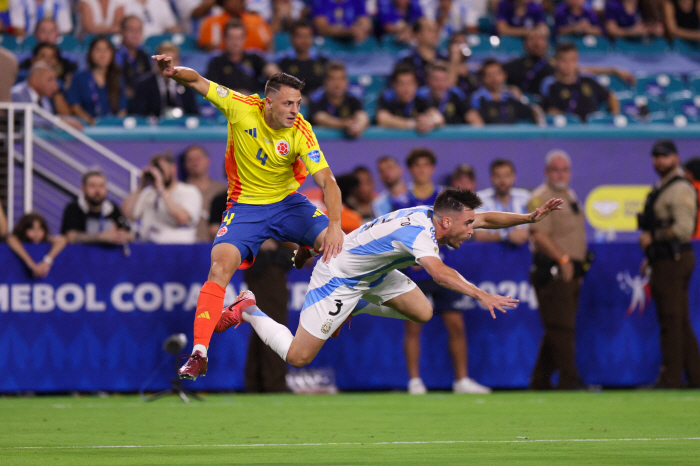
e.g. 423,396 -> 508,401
150,54 -> 344,381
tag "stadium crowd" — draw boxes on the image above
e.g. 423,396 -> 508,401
2,0 -> 700,132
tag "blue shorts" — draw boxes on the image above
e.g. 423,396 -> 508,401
213,192 -> 328,269
416,279 -> 461,313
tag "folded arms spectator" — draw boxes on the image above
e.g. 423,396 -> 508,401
9,0 -> 72,37
311,0 -> 371,43
555,0 -> 602,36
79,0 -> 125,36
418,60 -> 483,125
605,0 -> 664,38
471,59 -> 540,124
115,15 -> 151,97
376,0 -> 423,42
496,0 -> 549,37
124,0 -> 181,38
663,0 -> 700,42
198,0 -> 272,51
277,20 -> 328,96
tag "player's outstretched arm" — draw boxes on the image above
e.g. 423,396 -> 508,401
473,198 -> 563,230
420,256 -> 519,319
151,54 -> 210,97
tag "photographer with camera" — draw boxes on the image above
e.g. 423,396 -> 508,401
639,140 -> 700,389
528,150 -> 589,390
121,152 -> 202,244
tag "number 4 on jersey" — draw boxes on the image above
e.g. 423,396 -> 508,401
256,148 -> 268,166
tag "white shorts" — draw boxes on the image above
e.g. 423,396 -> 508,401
299,261 -> 417,340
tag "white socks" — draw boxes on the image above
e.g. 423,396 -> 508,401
352,299 -> 408,320
192,344 -> 207,358
242,305 -> 294,362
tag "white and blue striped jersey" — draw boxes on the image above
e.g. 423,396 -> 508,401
332,206 -> 440,280
476,187 -> 531,239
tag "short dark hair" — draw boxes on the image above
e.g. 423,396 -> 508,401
427,60 -> 450,76
290,19 -> 312,35
479,58 -> 502,79
434,188 -> 483,215
224,18 -> 245,36
336,173 -> 359,204
391,63 -> 417,84
120,14 -> 142,31
489,159 -> 515,174
555,42 -> 578,57
32,41 -> 59,58
684,157 -> 700,180
378,155 -> 398,165
12,212 -> 50,242
353,166 -> 371,176
325,60 -> 346,78
265,72 -> 305,95
413,17 -> 429,34
150,151 -> 175,166
406,148 -> 436,168
451,164 -> 475,182
82,169 -> 106,186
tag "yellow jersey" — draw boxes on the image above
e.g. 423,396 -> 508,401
205,80 -> 329,205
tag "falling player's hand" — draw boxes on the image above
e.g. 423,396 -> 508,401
152,54 -> 178,79
476,291 -> 519,319
319,223 -> 343,263
527,198 -> 564,223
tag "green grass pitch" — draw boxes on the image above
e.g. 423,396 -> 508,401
2,391 -> 699,465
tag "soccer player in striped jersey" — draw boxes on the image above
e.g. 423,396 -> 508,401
151,54 -> 344,381
215,189 -> 563,368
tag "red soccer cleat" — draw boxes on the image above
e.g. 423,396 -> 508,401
331,315 -> 352,339
214,290 -> 256,333
292,247 -> 313,270
178,350 -> 208,380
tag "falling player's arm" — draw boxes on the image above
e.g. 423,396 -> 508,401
152,54 -> 210,96
312,167 -> 344,260
420,256 -> 518,318
473,198 -> 563,229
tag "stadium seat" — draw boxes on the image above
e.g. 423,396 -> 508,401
635,73 -> 685,99
687,72 -> 700,94
317,37 -> 380,54
465,34 -> 522,56
159,116 -> 202,128
545,114 -> 582,127
274,33 -> 291,52
93,115 -> 154,127
614,38 -> 670,55
619,95 -> 667,118
557,35 -> 612,55
379,35 -> 410,54
667,91 -> 700,121
595,74 -> 630,93
478,16 -> 495,34
587,112 -> 637,127
21,34 -> 81,53
0,34 -> 25,52
673,39 -> 700,55
349,74 -> 386,101
144,33 -> 197,54
647,111 -> 688,126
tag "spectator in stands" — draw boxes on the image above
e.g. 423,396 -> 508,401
60,170 -> 133,244
78,0 -> 125,36
372,155 -> 409,217
311,0 -> 371,43
664,0 -> 700,42
449,163 -> 476,191
495,0 -> 549,37
277,20 -> 328,96
541,42 -> 619,122
307,61 -> 369,138
395,18 -> 446,86
124,0 -> 181,38
0,200 -> 6,238
7,212 -> 67,278
377,0 -> 423,42
0,4 -> 9,34
376,64 -> 444,133
180,145 -> 227,242
12,62 -> 83,130
474,159 -> 531,244
68,36 -> 127,124
554,0 -> 602,37
121,152 -> 202,244
605,0 -> 664,38
198,0 -> 272,52
503,28 -> 555,96
424,0 -> 487,37
19,42 -> 76,92
9,0 -> 72,37
115,16 -> 151,98
247,0 -> 306,33
345,166 -> 376,222
684,157 -> 700,239
19,19 -> 78,89
204,19 -> 279,94
446,31 -> 480,98
333,173 -> 364,233
130,42 -> 200,117
418,61 -> 483,125
471,58 -> 540,124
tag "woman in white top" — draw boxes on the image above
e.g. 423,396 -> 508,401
79,0 -> 125,36
123,0 -> 181,38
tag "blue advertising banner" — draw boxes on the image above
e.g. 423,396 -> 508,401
1,242 -> 699,392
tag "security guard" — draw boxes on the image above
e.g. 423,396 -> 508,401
528,150 -> 587,390
639,140 -> 700,388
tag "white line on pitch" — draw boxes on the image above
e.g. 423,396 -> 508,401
5,437 -> 700,450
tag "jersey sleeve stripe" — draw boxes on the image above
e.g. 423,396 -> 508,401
293,121 -> 316,148
225,123 -> 243,202
297,119 -> 318,146
291,157 -> 308,186
231,94 -> 263,108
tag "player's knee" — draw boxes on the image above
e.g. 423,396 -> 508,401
208,260 -> 233,284
410,306 -> 433,324
286,353 -> 314,368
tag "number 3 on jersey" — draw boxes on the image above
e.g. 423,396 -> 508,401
256,148 -> 268,166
